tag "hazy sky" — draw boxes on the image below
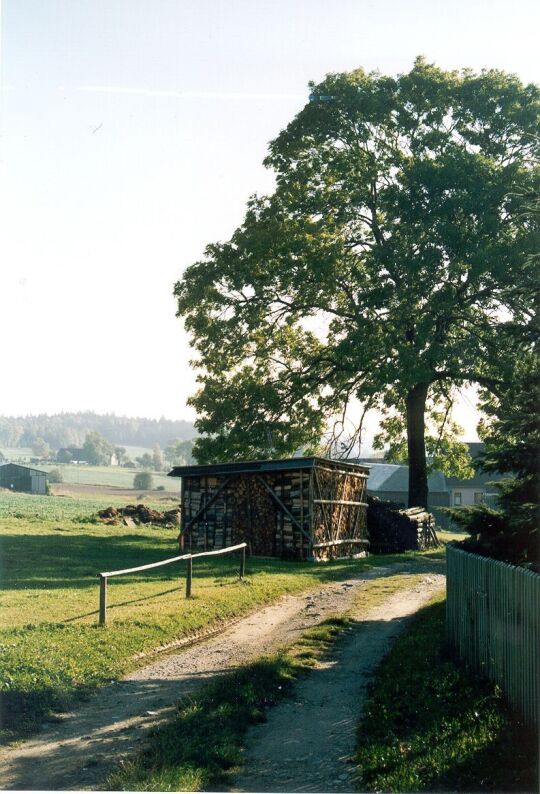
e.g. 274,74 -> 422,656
1,0 -> 538,444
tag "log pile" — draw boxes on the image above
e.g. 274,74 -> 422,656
183,475 -> 234,550
311,466 -> 368,560
97,504 -> 180,527
230,475 -> 276,555
367,496 -> 440,553
180,460 -> 369,561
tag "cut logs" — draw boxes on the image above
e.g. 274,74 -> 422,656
367,496 -> 440,552
169,457 -> 370,561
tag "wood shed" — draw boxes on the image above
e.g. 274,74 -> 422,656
168,457 -> 370,561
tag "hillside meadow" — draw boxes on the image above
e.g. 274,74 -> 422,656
0,488 -> 448,742
42,463 -> 176,490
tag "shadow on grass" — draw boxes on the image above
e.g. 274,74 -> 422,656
63,585 -> 184,623
0,612 -> 399,785
0,532 -> 447,592
354,599 -> 538,793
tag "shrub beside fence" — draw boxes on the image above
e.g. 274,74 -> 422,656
446,544 -> 539,726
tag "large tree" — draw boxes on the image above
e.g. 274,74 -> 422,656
176,59 -> 539,507
449,352 -> 539,565
164,439 -> 195,466
82,432 -> 114,466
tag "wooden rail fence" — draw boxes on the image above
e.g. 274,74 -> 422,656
98,542 -> 247,626
446,544 -> 539,726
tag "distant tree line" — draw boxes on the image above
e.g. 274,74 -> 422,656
0,412 -> 195,450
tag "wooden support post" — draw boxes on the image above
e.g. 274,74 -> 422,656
300,469 -> 304,560
186,556 -> 193,598
204,475 -> 208,551
280,471 -> 284,557
179,480 -> 185,551
247,476 -> 253,549
308,467 -> 315,559
99,575 -> 107,626
239,545 -> 246,579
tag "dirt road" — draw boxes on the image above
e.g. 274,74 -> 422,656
0,561 -> 444,791
231,574 -> 445,793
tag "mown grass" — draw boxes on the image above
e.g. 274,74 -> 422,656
353,593 -> 538,792
106,573 -> 426,792
0,490 -> 443,744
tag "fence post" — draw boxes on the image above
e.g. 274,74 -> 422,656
239,545 -> 246,579
186,556 -> 193,598
99,575 -> 107,626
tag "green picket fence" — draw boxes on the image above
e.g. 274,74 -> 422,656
446,544 -> 539,726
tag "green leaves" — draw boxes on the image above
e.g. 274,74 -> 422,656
175,60 -> 539,464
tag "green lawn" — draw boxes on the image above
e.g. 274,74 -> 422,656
0,489 -> 439,743
353,594 -> 538,792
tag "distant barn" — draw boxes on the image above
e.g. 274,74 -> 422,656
0,463 -> 48,495
168,457 -> 370,561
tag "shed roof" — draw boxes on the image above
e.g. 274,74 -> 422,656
168,456 -> 369,479
361,462 -> 448,494
0,462 -> 48,476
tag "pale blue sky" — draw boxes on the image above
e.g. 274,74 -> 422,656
1,0 -> 538,444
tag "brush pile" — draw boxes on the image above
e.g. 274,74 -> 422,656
97,504 -> 180,527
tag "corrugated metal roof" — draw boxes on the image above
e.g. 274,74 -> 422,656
0,462 -> 48,476
360,462 -> 448,494
168,456 -> 369,479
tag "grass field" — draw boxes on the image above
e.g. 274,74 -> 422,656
0,447 -> 34,462
353,594 -> 538,792
0,489 -> 177,522
40,464 -> 176,490
0,489 -> 444,743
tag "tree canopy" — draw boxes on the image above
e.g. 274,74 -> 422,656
176,59 -> 539,506
164,439 -> 195,466
82,432 -> 114,466
449,354 -> 539,566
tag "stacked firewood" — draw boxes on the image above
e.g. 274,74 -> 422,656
367,496 -> 440,553
182,471 -> 313,558
180,462 -> 369,561
278,472 -> 311,558
312,467 -> 367,550
183,475 -> 234,550
231,475 -> 276,555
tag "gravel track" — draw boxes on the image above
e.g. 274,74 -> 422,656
231,573 -> 445,793
0,561 -> 444,791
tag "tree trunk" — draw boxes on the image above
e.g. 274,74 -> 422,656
406,383 -> 429,509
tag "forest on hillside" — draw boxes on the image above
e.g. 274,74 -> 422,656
0,412 -> 195,450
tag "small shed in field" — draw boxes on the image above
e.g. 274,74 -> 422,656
168,457 -> 370,561
0,463 -> 48,494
